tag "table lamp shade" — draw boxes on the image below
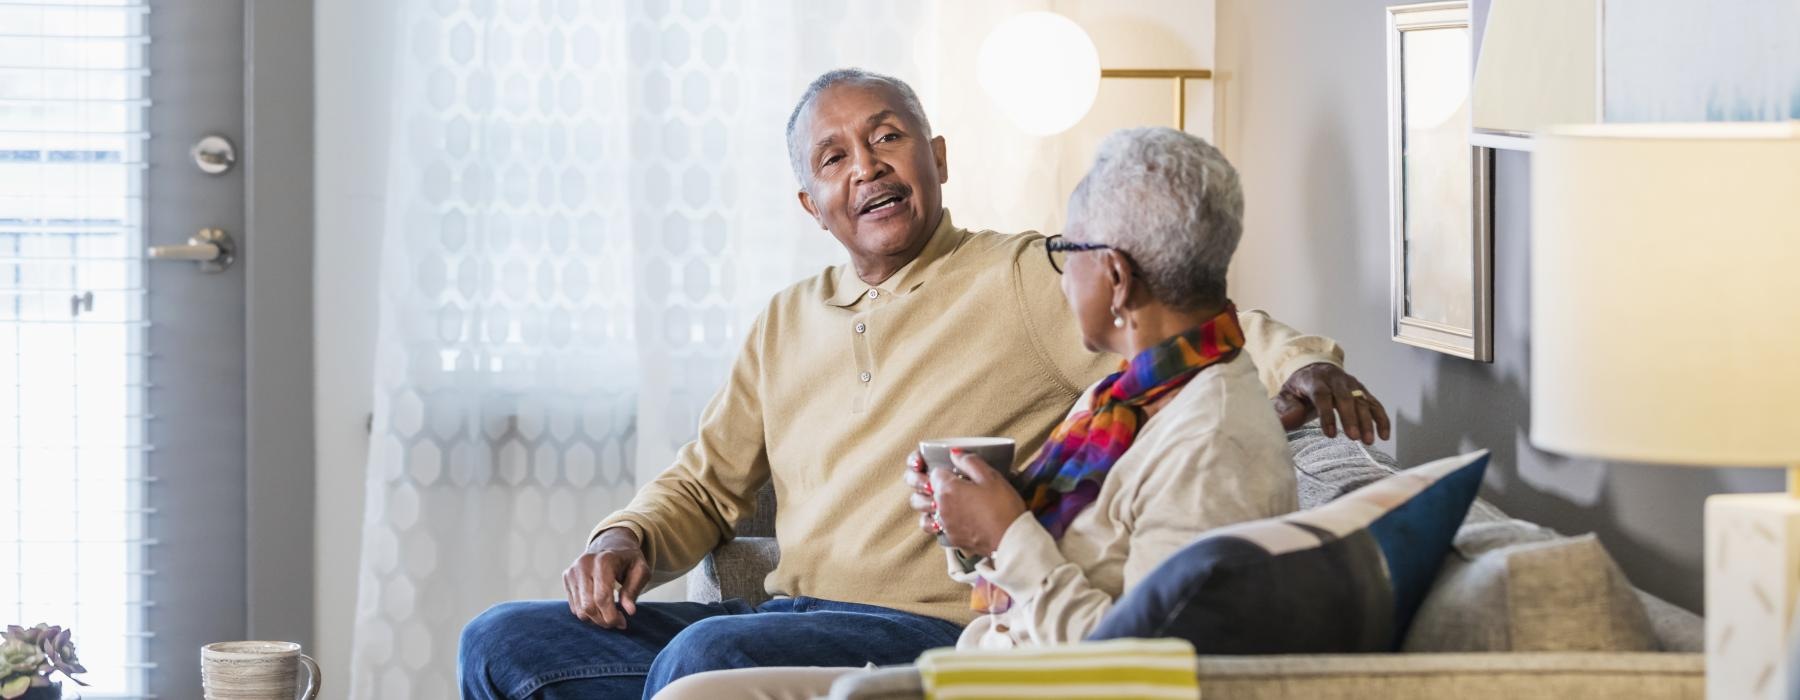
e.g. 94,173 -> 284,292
1471,0 -> 1598,137
1530,122 -> 1800,467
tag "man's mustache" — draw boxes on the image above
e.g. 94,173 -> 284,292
855,183 -> 912,214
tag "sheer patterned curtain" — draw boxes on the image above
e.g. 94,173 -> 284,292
349,1 -> 1057,697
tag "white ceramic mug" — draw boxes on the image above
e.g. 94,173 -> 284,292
201,641 -> 321,700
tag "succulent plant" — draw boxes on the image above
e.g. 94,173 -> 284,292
36,627 -> 85,685
1,623 -> 88,698
0,639 -> 45,699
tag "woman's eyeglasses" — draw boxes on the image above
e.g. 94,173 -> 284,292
1044,234 -> 1113,274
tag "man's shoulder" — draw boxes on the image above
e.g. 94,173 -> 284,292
953,227 -> 1045,263
916,227 -> 1046,287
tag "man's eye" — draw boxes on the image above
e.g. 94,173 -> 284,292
877,133 -> 901,143
822,154 -> 843,166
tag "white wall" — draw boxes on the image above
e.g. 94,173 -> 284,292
313,0 -> 395,694
310,4 -> 1216,694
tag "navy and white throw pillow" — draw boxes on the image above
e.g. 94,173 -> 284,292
1088,450 -> 1489,653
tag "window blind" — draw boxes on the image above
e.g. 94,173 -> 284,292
0,1 -> 152,697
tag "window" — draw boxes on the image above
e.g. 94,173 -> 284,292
0,1 -> 151,696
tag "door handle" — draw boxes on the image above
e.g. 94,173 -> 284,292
149,228 -> 235,273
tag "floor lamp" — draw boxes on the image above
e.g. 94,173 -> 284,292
977,11 -> 1211,135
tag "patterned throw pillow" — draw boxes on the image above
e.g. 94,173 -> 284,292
1087,451 -> 1489,653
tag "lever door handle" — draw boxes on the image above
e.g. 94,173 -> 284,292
149,228 -> 234,273
149,242 -> 220,261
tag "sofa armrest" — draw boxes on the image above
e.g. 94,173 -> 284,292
826,666 -> 924,700
1194,652 -> 1704,700
685,536 -> 779,607
825,653 -> 1704,700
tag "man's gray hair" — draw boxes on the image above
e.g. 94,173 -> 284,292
785,68 -> 933,188
1067,127 -> 1244,311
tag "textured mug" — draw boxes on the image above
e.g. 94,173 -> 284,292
201,641 -> 320,700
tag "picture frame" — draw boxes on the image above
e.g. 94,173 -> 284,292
1386,1 -> 1494,362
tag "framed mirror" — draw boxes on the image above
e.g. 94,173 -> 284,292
1387,1 -> 1494,361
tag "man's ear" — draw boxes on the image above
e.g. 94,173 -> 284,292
796,188 -> 827,230
931,135 -> 948,185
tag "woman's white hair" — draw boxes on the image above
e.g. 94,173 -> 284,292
1067,127 -> 1243,311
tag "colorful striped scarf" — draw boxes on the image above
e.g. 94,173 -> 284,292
972,304 -> 1245,612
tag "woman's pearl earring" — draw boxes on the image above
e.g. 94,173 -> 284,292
1112,310 -> 1125,328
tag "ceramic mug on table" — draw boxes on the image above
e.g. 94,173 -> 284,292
200,641 -> 321,700
917,436 -> 1017,547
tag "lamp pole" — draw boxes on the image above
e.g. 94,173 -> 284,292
1099,69 -> 1214,130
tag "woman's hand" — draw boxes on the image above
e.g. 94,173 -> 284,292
929,450 -> 1028,557
902,451 -> 939,537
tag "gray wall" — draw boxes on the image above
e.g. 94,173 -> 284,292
246,0 -> 315,649
1214,0 -> 1783,613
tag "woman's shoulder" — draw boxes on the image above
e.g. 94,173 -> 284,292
1135,354 -> 1290,460
1112,356 -> 1295,513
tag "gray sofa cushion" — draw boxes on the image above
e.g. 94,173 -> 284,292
739,481 -> 777,538
685,481 -> 778,605
1639,590 -> 1704,653
686,536 -> 779,607
1403,532 -> 1658,652
1287,423 -> 1507,523
1289,424 -> 1404,509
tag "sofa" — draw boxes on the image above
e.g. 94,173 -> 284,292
686,425 -> 1706,699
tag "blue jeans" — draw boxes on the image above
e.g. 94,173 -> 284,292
459,596 -> 963,699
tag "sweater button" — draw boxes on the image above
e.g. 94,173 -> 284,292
854,322 -> 867,334
858,371 -> 872,383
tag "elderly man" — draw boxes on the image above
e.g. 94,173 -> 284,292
460,69 -> 1388,700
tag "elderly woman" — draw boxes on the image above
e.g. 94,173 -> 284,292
658,127 -> 1302,698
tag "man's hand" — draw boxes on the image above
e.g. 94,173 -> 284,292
563,528 -> 651,629
1272,362 -> 1391,445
